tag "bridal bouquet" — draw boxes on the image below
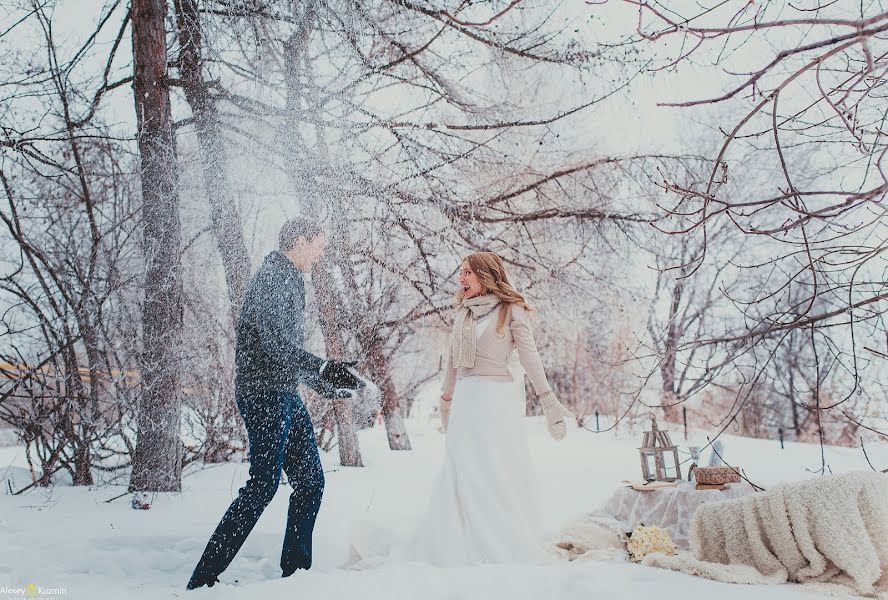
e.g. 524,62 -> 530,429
626,524 -> 676,562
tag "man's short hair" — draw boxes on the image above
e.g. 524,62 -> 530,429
279,218 -> 324,251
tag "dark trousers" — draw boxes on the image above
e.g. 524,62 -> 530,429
189,388 -> 324,582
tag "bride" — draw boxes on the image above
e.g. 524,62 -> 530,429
397,251 -> 574,566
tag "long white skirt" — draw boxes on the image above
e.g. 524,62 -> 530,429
396,375 -> 547,566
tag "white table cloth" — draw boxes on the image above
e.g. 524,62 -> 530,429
591,481 -> 755,549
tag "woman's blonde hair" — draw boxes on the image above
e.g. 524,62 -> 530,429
456,251 -> 532,334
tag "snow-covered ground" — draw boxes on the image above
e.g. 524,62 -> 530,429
1,387 -> 886,600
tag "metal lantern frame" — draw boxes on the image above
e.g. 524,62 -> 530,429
639,415 -> 682,482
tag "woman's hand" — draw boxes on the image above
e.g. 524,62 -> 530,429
440,394 -> 452,431
538,391 -> 573,440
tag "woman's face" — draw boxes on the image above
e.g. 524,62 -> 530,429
459,261 -> 486,298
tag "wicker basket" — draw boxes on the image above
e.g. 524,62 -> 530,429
693,466 -> 741,485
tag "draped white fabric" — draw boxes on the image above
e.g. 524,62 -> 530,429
396,374 -> 547,565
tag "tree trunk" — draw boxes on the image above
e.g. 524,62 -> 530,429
173,0 -> 251,462
304,38 -> 412,452
280,7 -> 364,467
659,279 -> 684,424
789,369 -> 800,438
73,439 -> 93,486
173,0 -> 251,318
61,328 -> 96,486
313,262 -> 364,467
129,0 -> 185,492
367,343 -> 411,450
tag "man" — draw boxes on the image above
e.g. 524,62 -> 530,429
187,218 -> 363,590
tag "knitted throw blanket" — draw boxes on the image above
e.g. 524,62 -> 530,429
449,294 -> 501,368
644,471 -> 888,598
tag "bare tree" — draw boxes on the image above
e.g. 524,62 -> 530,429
644,224 -> 743,423
170,0 -> 255,466
0,0 -> 719,485
172,0 -> 252,317
589,0 -> 888,442
128,0 -> 186,492
183,0 -> 657,461
0,1 -> 144,487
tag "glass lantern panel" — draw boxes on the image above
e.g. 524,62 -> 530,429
661,449 -> 676,471
663,450 -> 680,479
643,453 -> 657,479
647,454 -> 657,479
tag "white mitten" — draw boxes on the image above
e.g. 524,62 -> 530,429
539,391 -> 572,440
440,396 -> 452,432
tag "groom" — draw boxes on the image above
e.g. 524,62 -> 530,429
187,218 -> 364,590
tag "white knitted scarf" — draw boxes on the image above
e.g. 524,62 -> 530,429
450,294 -> 501,368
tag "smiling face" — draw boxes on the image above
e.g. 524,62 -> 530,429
459,260 -> 486,298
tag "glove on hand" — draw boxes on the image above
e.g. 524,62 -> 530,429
539,391 -> 573,440
320,386 -> 358,401
320,360 -> 366,392
440,396 -> 452,431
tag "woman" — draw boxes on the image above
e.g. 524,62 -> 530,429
401,251 -> 574,566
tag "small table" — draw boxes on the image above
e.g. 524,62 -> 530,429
590,480 -> 755,550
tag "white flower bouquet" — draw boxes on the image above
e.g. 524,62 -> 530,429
626,524 -> 676,562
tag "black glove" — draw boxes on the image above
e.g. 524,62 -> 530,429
319,359 -> 366,392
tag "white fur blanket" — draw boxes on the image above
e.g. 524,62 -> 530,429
644,471 -> 888,598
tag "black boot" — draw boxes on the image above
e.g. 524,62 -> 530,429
186,573 -> 220,590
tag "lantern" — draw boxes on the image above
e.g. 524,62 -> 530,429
639,415 -> 682,482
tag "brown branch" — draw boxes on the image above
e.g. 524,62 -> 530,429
440,0 -> 524,27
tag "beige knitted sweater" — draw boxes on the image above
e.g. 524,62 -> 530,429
441,304 -> 552,397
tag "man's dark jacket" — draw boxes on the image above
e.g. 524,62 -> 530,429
235,251 -> 332,398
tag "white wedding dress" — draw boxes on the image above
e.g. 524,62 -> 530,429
379,313 -> 549,566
